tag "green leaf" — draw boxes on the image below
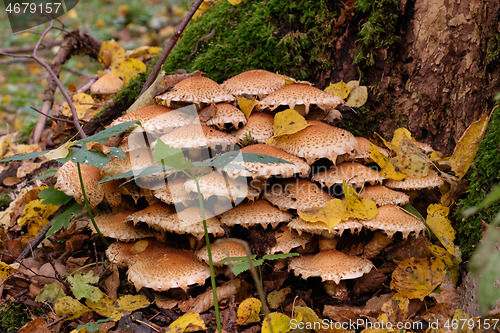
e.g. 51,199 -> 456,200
30,168 -> 58,182
0,150 -> 51,162
75,121 -> 140,144
47,201 -> 84,237
76,319 -> 114,333
107,147 -> 127,159
196,151 -> 292,170
35,283 -> 66,304
96,165 -> 171,184
67,271 -> 101,302
233,259 -> 264,276
38,186 -> 73,205
152,139 -> 194,170
401,203 -> 425,221
262,253 -> 300,260
61,146 -> 110,168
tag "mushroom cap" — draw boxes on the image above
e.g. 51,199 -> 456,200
267,225 -> 311,254
101,148 -> 158,177
55,161 -> 104,207
232,112 -> 274,144
224,144 -> 310,179
105,239 -> 171,268
220,199 -> 293,228
343,137 -> 389,162
259,83 -> 344,114
222,70 -> 286,96
362,204 -> 426,238
90,211 -> 154,241
153,177 -> 196,205
269,120 -> 357,164
384,170 -> 444,190
196,240 -> 248,265
142,108 -> 198,135
91,73 -> 123,95
128,205 -> 224,239
158,76 -> 235,106
288,217 -> 363,236
263,179 -> 333,211
128,250 -> 210,291
109,105 -> 172,128
183,172 -> 259,202
157,124 -> 239,149
288,250 -> 373,284
311,162 -> 385,188
358,185 -> 410,206
202,103 -> 247,129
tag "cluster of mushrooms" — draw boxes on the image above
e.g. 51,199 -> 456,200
54,70 -> 444,300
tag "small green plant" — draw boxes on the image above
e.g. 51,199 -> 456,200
0,301 -> 31,332
220,252 -> 299,276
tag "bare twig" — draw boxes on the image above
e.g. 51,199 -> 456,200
0,40 -> 62,54
30,107 -> 73,123
140,0 -> 204,95
14,214 -> 56,263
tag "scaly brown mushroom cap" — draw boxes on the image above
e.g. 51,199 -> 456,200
153,177 -> 196,205
196,240 -> 248,266
259,83 -> 343,114
385,170 -> 444,190
232,112 -> 275,144
342,137 -> 389,162
128,250 -> 210,291
222,70 -> 286,96
142,108 -> 198,135
55,161 -> 104,207
269,120 -> 357,165
90,73 -> 123,95
311,162 -> 385,188
358,185 -> 410,206
289,250 -> 373,284
128,205 -> 224,239
288,217 -> 363,236
105,239 -> 171,268
220,199 -> 293,228
90,211 -> 154,241
183,172 -> 259,202
202,103 -> 247,129
101,148 -> 158,177
224,144 -> 310,179
157,124 -> 239,149
263,179 -> 333,211
362,204 -> 426,238
158,75 -> 235,106
267,225 -> 311,254
109,105 -> 172,128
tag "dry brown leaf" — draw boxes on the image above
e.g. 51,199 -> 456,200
190,279 -> 240,314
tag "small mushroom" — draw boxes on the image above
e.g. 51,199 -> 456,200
183,172 -> 259,202
105,238 -> 172,268
55,161 -> 104,208
384,170 -> 444,190
358,185 -> 410,206
362,204 -> 426,238
311,162 -> 385,188
267,225 -> 311,254
201,103 -> 247,129
153,177 -> 196,205
89,211 -> 155,241
90,73 -> 123,96
222,69 -> 286,97
156,124 -> 239,150
339,137 -> 389,163
108,105 -> 172,128
263,179 -> 333,211
232,112 -> 274,144
268,120 -> 357,165
196,239 -> 248,266
220,199 -> 293,229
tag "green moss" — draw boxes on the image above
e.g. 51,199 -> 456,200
15,121 -> 36,144
162,0 -> 338,82
486,33 -> 500,64
353,0 -> 401,69
0,194 -> 11,209
455,105 -> 500,258
0,302 -> 30,332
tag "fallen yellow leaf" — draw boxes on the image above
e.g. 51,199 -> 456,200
298,199 -> 345,231
390,257 -> 446,300
238,96 -> 259,118
262,312 -> 291,333
99,40 -> 126,67
111,58 -> 147,85
429,244 -> 460,283
42,141 -> 73,160
236,297 -> 261,325
61,93 -> 96,120
369,144 -> 406,181
345,81 -> 368,107
344,182 -> 378,220
268,109 -> 311,144
228,0 -> 242,4
390,134 -> 430,178
17,199 -> 59,227
324,80 -> 350,99
164,312 -> 206,332
448,114 -> 489,179
54,296 -> 91,320
426,204 -> 456,256
85,293 -> 151,321
0,261 -> 14,280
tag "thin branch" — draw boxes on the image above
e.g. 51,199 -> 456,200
30,107 -> 73,123
140,0 -> 204,95
0,40 -> 62,54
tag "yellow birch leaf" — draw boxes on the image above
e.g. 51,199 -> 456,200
111,58 -> 147,85
448,114 -> 489,180
380,293 -> 409,323
228,0 -> 242,4
236,297 -> 261,325
86,293 -> 151,321
426,204 -> 456,256
17,199 -> 59,227
4,143 -> 42,158
391,128 -> 415,149
164,312 -> 206,333
116,294 -> 151,312
268,109 -> 311,144
343,182 -> 378,220
238,96 -> 259,118
324,80 -> 350,99
429,244 -> 460,283
262,312 -> 291,333
42,141 -> 73,160
390,257 -> 446,300
0,261 -> 14,280
390,134 -> 430,178
298,199 -> 345,231
292,306 -> 321,327
369,144 -> 406,180
267,288 -> 291,309
193,1 -> 212,20
99,40 -> 126,67
61,93 -> 96,119
345,81 -> 368,107
0,134 -> 13,159
55,296 -> 91,320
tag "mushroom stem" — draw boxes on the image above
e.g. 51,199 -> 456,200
319,231 -> 339,251
363,231 -> 394,259
324,280 -> 348,301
